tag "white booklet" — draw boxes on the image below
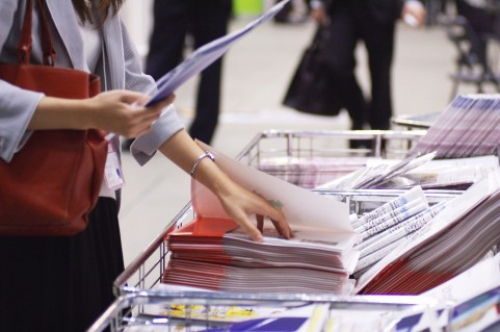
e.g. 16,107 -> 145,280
354,170 -> 500,294
143,0 -> 291,106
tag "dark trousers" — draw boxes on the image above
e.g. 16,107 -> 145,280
0,198 -> 124,332
146,0 -> 232,144
324,1 -> 396,130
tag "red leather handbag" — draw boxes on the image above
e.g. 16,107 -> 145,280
0,0 -> 108,236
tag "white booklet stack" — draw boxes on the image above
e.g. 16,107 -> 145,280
355,170 -> 500,295
407,94 -> 500,159
319,154 -> 499,190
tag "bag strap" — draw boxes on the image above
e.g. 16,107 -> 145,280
37,0 -> 56,66
17,0 -> 56,66
18,0 -> 33,64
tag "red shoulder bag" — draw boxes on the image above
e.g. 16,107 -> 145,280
0,0 -> 108,236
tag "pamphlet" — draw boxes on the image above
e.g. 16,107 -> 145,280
143,0 -> 291,106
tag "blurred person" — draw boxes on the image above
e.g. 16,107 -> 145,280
274,0 -> 310,24
455,0 -> 500,67
310,0 -> 426,148
0,0 -> 290,331
145,0 -> 232,145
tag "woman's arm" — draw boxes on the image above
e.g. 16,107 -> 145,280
115,13 -> 290,241
158,130 -> 292,242
29,91 -> 174,138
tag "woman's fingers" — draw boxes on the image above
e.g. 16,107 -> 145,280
117,93 -> 175,137
251,192 -> 291,239
256,214 -> 264,234
271,219 -> 294,239
118,91 -> 149,105
263,199 -> 291,239
234,212 -> 263,243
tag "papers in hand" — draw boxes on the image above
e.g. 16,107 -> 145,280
144,0 -> 291,106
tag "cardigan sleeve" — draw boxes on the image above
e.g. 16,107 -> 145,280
116,20 -> 185,165
0,1 -> 44,162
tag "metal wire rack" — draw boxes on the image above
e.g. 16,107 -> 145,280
89,130 -> 463,332
234,129 -> 428,189
89,290 -> 443,332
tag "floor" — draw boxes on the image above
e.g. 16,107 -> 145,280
118,15 -> 480,266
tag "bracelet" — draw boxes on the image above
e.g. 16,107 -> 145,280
189,151 -> 215,177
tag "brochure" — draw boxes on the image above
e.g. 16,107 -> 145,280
143,0 -> 291,106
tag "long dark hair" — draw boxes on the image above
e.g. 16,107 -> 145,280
72,0 -> 124,26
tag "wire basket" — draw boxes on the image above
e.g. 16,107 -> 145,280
89,130 -> 464,331
234,129 -> 427,189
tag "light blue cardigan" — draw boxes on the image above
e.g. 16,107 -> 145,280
0,0 -> 184,165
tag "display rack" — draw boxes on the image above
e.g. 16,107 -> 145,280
88,291 -> 441,332
89,130 -> 464,332
235,129 -> 426,164
233,129 -> 431,189
391,112 -> 441,130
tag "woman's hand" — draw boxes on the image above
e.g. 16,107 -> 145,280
84,90 -> 175,137
158,130 -> 293,243
214,178 -> 292,242
31,90 -> 175,138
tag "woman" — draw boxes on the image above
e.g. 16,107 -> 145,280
0,1 -> 291,331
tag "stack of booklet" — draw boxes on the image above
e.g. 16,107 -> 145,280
349,185 -> 444,276
162,142 -> 360,294
354,170 -> 500,295
319,154 -> 499,190
257,156 -> 372,189
407,94 -> 500,159
319,152 -> 437,190
164,217 -> 358,293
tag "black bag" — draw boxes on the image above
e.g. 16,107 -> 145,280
283,26 -> 342,116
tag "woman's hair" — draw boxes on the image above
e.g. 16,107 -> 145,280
72,0 -> 124,25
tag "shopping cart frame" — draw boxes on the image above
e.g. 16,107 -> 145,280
89,290 -> 444,332
96,130 -> 464,331
233,129 -> 428,164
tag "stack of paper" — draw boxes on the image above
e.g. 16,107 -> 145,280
319,152 -> 437,190
257,156 -> 371,188
161,141 -> 360,294
163,218 -> 358,293
319,154 -> 499,191
355,170 -> 500,295
350,186 -> 447,276
381,155 -> 499,190
407,94 -> 500,159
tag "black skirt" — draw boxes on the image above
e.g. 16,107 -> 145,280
0,197 -> 125,332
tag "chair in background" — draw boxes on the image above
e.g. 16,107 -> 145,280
445,1 -> 500,100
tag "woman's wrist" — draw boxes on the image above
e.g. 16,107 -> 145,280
189,151 -> 215,177
29,97 -> 94,130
